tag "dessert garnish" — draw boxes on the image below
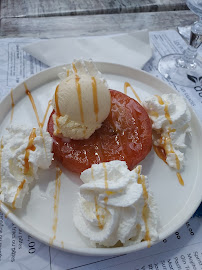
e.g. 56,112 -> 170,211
48,60 -> 152,174
0,126 -> 53,208
143,94 -> 191,185
73,160 -> 158,247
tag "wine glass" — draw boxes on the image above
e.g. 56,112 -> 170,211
158,0 -> 202,87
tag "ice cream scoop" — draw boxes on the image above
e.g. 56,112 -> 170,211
52,60 -> 111,140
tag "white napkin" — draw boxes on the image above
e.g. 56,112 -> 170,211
23,31 -> 152,69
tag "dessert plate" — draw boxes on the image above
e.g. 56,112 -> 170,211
0,63 -> 202,256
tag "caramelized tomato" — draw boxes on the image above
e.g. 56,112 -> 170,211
47,90 -> 152,174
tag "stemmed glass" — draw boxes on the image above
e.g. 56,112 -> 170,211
158,0 -> 202,87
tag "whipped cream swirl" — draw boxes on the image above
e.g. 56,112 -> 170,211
143,94 -> 191,170
0,126 -> 53,208
73,160 -> 158,247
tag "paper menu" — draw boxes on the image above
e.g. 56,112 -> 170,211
0,31 -> 202,269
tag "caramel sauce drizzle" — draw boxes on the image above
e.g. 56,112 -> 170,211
164,103 -> 172,125
124,82 -> 141,103
155,95 -> 164,105
24,83 -> 41,127
41,100 -> 52,128
24,83 -> 49,159
12,179 -> 26,209
61,241 -> 64,248
136,168 -> 151,248
102,163 -> 109,204
91,167 -> 104,230
150,111 -> 159,118
54,85 -> 61,134
156,95 -> 172,124
55,118 -> 61,135
55,85 -> 61,117
75,76 -> 84,124
24,83 -> 51,128
66,70 -> 70,77
153,145 -> 167,165
50,166 -> 62,245
24,128 -> 36,175
10,89 -> 15,123
72,63 -> 77,74
71,64 -> 85,125
94,196 -> 104,230
177,172 -> 184,186
91,77 -> 99,122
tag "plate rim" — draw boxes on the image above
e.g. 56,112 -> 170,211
0,62 -> 202,256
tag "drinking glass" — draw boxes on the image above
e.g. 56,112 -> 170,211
158,0 -> 202,87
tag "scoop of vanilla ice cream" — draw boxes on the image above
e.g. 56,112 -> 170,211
52,60 -> 111,140
0,126 -> 53,208
142,93 -> 191,170
73,160 -> 158,247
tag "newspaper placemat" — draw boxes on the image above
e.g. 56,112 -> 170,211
0,31 -> 202,270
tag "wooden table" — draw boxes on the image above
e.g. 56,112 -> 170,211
0,0 -> 198,38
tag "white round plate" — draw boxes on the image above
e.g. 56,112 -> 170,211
0,63 -> 202,256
